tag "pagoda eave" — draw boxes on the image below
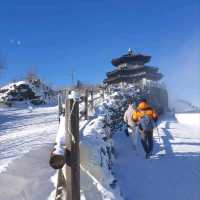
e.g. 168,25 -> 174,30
104,73 -> 163,85
111,54 -> 151,67
106,66 -> 159,78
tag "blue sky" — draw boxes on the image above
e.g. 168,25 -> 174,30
0,0 -> 200,105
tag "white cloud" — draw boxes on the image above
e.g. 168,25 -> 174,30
17,41 -> 21,45
9,39 -> 22,46
9,39 -> 14,43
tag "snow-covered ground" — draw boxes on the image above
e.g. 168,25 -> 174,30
176,113 -> 200,127
1,97 -> 200,200
48,114 -> 122,200
0,104 -> 121,200
113,113 -> 200,200
0,105 -> 58,200
0,105 -> 58,173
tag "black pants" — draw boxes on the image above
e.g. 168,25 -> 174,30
140,130 -> 153,154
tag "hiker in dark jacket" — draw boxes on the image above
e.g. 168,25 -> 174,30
132,99 -> 158,159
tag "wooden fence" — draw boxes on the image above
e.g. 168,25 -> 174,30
54,89 -> 105,200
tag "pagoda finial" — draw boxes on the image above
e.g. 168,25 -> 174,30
128,48 -> 133,55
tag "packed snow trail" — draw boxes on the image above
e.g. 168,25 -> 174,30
0,145 -> 55,200
0,106 -> 58,172
113,113 -> 200,200
0,106 -> 119,200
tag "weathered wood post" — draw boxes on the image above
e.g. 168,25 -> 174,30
90,89 -> 94,112
84,90 -> 88,120
101,89 -> 105,100
55,169 -> 67,200
58,94 -> 62,120
65,97 -> 80,200
65,89 -> 69,98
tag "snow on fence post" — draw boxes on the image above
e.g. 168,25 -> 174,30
65,98 -> 80,200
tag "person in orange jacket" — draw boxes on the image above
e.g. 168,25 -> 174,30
132,98 -> 158,159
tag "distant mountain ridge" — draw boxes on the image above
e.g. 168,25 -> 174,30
173,99 -> 200,113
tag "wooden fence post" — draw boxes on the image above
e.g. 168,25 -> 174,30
84,90 -> 88,120
65,89 -> 69,98
90,90 -> 94,112
55,169 -> 67,200
65,98 -> 80,200
65,100 -> 71,200
58,95 -> 62,119
102,89 -> 105,100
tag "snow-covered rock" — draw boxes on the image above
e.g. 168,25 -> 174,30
0,79 -> 57,106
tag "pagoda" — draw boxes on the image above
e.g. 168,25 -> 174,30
104,48 -> 163,86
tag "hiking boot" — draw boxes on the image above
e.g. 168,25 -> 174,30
125,129 -> 129,137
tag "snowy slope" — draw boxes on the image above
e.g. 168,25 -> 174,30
113,113 -> 200,200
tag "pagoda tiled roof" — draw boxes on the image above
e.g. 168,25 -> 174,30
111,52 -> 151,66
106,66 -> 159,77
104,72 -> 163,84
